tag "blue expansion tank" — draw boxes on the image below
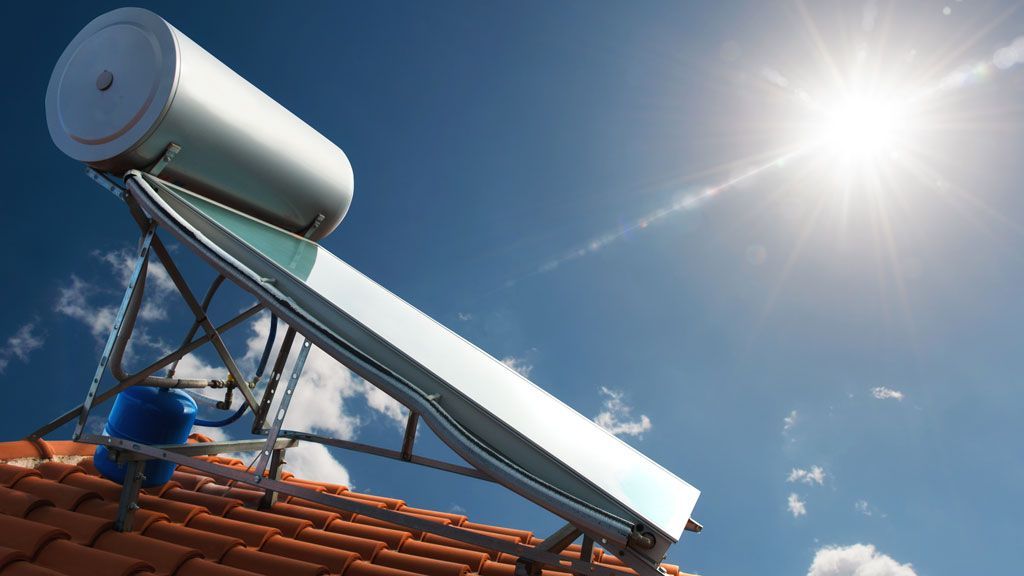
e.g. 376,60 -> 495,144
94,386 -> 197,487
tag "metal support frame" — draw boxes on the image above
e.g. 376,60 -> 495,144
148,142 -> 181,176
73,224 -> 155,440
80,433 -> 635,576
28,170 -> 673,576
252,327 -> 298,433
516,523 -> 583,576
114,459 -> 145,532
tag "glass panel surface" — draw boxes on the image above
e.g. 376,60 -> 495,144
170,186 -> 699,538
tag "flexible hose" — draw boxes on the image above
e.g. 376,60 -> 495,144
194,314 -> 277,428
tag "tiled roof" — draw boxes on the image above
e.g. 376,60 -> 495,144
0,436 -> 693,576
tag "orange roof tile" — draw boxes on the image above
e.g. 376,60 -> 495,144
0,438 -> 693,576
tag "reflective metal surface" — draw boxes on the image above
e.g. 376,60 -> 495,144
46,7 -> 353,239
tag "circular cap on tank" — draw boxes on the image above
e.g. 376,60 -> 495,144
46,7 -> 178,164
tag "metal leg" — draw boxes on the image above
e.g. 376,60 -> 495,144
73,226 -> 155,440
516,522 -> 582,576
253,327 -> 297,433
400,412 -> 419,461
259,447 -> 287,510
115,459 -> 145,532
253,338 -> 310,479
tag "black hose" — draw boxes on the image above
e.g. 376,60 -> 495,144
194,314 -> 277,428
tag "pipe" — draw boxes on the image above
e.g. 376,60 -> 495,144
108,259 -> 229,390
194,314 -> 277,428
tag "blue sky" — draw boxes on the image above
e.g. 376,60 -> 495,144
2,1 -> 1023,575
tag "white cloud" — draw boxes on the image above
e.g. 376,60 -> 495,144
784,409 -> 798,433
500,356 -> 533,378
283,442 -> 352,487
593,387 -> 652,438
456,312 -> 473,322
993,36 -> 1024,70
807,544 -> 917,576
0,321 -> 46,374
788,465 -> 826,486
855,500 -> 872,516
788,493 -> 807,517
760,67 -> 789,88
871,387 -> 904,400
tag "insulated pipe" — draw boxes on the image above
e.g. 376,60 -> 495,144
108,249 -> 224,390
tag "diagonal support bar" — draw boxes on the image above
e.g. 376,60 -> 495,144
253,327 -> 297,433
73,225 -> 155,440
253,338 -> 310,478
148,233 -> 260,413
29,303 -> 263,440
400,412 -> 419,461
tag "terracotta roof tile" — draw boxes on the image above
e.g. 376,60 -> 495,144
187,513 -> 281,548
477,560 -> 562,576
0,515 -> 70,557
374,549 -> 470,576
172,471 -> 215,492
142,480 -> 182,498
0,463 -> 42,488
62,471 -> 126,501
220,545 -> 329,576
270,501 -> 341,529
226,506 -> 313,538
460,522 -> 532,543
13,476 -> 100,510
0,486 -> 53,518
198,483 -> 266,508
297,525 -> 386,561
260,533 -> 359,573
163,487 -> 244,516
326,518 -> 412,549
0,440 -> 691,576
136,493 -> 209,524
35,461 -> 85,483
345,559 -> 424,576
284,478 -> 348,495
343,491 -> 405,510
143,521 -> 243,562
35,539 -> 155,576
2,561 -> 66,576
0,545 -> 30,570
26,506 -> 115,545
398,506 -> 467,526
94,530 -> 203,574
176,558 -> 262,576
75,498 -> 170,532
352,513 -> 433,539
285,496 -> 356,520
400,539 -> 489,571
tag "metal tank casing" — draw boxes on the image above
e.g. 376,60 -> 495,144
46,7 -> 353,239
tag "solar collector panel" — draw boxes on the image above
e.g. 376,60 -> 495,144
127,172 -> 699,554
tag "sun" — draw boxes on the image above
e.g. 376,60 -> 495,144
811,92 -> 917,161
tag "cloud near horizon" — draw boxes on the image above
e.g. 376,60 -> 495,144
807,544 -> 917,576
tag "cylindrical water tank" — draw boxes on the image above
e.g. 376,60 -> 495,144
45,7 -> 353,240
94,387 -> 197,487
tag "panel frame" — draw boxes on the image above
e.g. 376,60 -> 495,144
125,171 -> 696,567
